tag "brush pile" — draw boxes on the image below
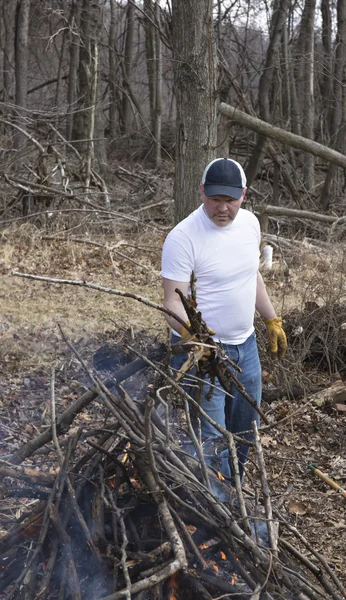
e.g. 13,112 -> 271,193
0,333 -> 345,600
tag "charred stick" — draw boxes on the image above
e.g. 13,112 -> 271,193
0,461 -> 55,486
226,432 -> 251,536
170,506 -> 208,569
107,489 -> 132,600
48,504 -> 81,600
252,421 -> 278,556
182,397 -> 211,491
91,466 -> 105,540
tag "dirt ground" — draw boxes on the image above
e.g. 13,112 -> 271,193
1,221 -> 346,588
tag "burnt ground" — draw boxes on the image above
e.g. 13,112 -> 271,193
0,224 -> 346,587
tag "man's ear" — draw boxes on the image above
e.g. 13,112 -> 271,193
240,187 -> 247,205
199,183 -> 205,199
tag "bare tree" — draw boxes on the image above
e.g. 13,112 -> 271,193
72,0 -> 107,174
245,0 -> 289,187
14,0 -> 31,149
320,0 -> 346,210
172,0 -> 217,222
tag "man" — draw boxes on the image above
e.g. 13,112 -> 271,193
161,157 -> 287,478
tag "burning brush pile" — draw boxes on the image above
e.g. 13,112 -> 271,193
0,326 -> 345,600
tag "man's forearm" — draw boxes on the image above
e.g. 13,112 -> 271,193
164,303 -> 189,335
255,272 -> 277,319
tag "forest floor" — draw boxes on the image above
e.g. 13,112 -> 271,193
1,214 -> 346,589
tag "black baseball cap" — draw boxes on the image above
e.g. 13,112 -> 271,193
201,158 -> 247,200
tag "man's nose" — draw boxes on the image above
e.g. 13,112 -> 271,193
218,201 -> 229,211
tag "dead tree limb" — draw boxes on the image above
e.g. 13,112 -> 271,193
218,102 -> 346,169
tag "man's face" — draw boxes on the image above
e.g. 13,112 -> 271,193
200,184 -> 246,227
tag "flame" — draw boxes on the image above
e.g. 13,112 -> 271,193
217,471 -> 225,481
199,543 -> 208,549
231,573 -> 239,584
186,524 -> 197,534
167,572 -> 179,600
212,563 -> 219,572
130,478 -> 142,489
109,478 -> 115,488
220,551 -> 226,560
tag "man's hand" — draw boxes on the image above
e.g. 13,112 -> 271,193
181,321 -> 215,361
263,317 -> 287,360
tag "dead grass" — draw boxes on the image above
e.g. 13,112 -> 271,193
0,224 -> 166,372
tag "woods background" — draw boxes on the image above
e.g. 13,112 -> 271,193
0,0 -> 345,226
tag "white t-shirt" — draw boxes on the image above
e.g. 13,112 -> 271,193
162,205 -> 260,344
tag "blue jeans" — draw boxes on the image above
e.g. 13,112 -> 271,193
171,331 -> 262,479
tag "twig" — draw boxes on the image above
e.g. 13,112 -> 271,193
11,271 -> 189,332
252,421 -> 278,556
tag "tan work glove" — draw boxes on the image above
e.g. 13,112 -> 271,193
263,317 -> 287,360
181,321 -> 215,360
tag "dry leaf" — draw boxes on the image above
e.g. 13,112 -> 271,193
261,435 -> 277,448
287,499 -> 308,515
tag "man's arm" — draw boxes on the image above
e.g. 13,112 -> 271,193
256,272 -> 287,359
162,278 -> 189,335
255,271 -> 277,319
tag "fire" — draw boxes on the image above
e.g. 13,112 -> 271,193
130,478 -> 142,489
167,572 -> 180,600
198,543 -> 208,549
186,524 -> 197,534
212,563 -> 219,572
220,551 -> 226,560
108,478 -> 116,488
217,471 -> 225,481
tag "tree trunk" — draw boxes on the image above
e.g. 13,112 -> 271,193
320,0 -> 333,142
246,0 -> 289,187
172,0 -> 217,223
320,0 -> 346,210
153,1 -> 162,168
108,0 -> 119,141
2,2 -> 15,107
122,0 -> 135,132
66,0 -> 81,141
295,0 -> 316,191
14,0 -> 31,149
72,0 -> 107,173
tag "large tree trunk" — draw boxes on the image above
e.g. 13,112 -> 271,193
172,0 -> 217,223
320,0 -> 333,142
121,1 -> 135,133
320,0 -> 346,210
246,0 -> 289,187
14,0 -> 31,149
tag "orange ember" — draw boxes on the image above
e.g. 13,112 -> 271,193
217,471 -> 225,481
212,563 -> 219,572
199,543 -> 208,549
167,572 -> 180,600
186,524 -> 197,534
130,478 -> 142,489
220,551 -> 226,560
